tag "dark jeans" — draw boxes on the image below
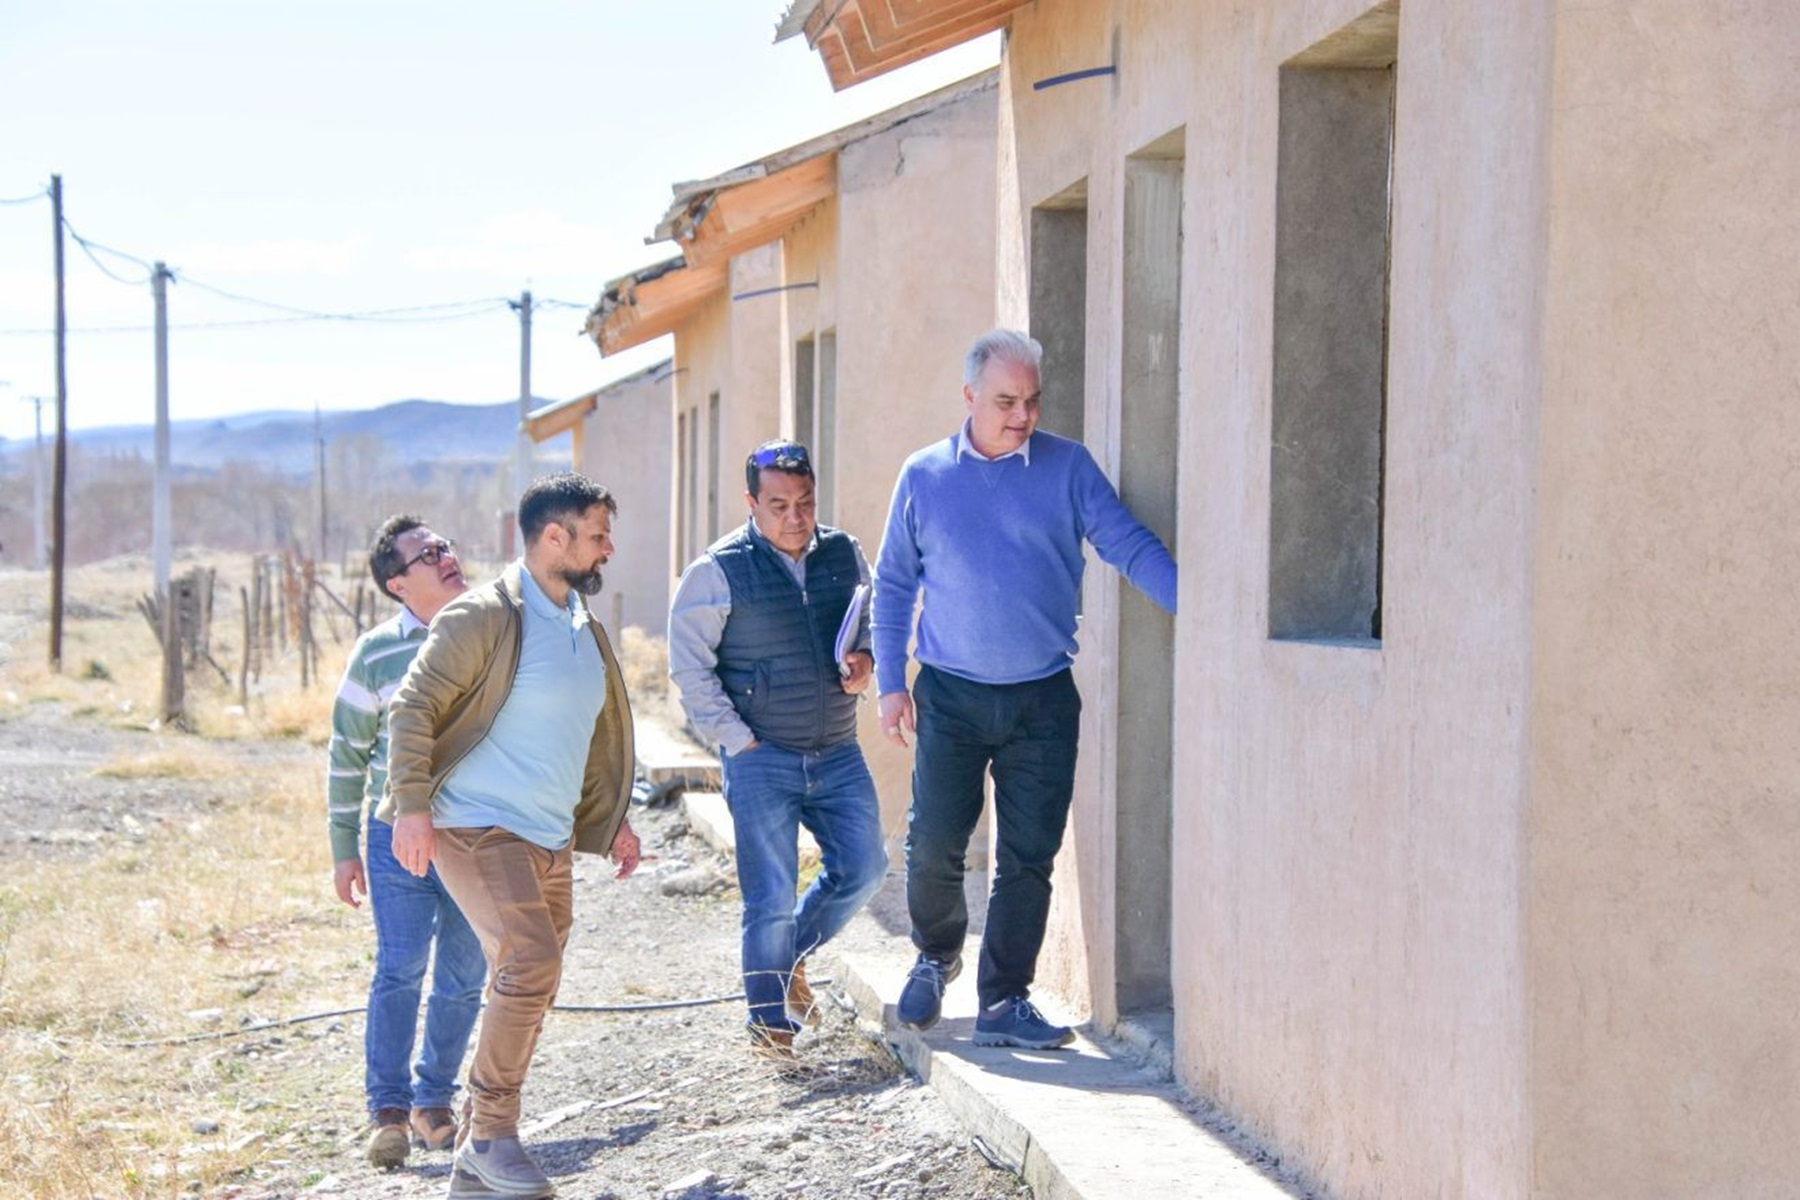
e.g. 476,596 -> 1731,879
905,664 -> 1080,1008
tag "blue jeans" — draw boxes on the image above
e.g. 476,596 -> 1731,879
905,665 -> 1081,1008
364,815 -> 487,1113
721,739 -> 888,1033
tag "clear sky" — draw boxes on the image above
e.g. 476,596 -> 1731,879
0,1 -> 997,443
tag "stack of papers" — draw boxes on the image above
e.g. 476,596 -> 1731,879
834,584 -> 870,674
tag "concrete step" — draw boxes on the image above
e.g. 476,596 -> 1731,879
647,711 -> 1299,1199
824,934 -> 1308,1200
634,715 -> 719,785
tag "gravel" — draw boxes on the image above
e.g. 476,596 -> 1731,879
0,703 -> 1031,1200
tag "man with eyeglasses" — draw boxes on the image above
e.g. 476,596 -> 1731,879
385,473 -> 642,1200
668,438 -> 887,1064
873,329 -> 1177,1051
327,516 -> 486,1169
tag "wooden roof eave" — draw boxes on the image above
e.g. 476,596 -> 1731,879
802,0 -> 1029,91
523,393 -> 598,442
588,258 -> 728,356
676,154 -> 837,268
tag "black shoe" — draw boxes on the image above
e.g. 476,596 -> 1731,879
895,953 -> 961,1030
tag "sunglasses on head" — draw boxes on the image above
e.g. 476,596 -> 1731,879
748,440 -> 810,472
400,538 -> 456,571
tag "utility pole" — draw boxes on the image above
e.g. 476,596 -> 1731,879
49,174 -> 67,673
152,261 -> 172,597
512,289 -> 532,504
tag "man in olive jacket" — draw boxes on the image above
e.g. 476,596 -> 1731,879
386,472 -> 640,1200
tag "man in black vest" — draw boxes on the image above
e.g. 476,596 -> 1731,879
668,438 -> 888,1061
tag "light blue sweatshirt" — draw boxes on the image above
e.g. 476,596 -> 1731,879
433,565 -> 605,849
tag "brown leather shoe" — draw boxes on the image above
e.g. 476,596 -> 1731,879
785,959 -> 822,1028
367,1107 -> 410,1169
749,1024 -> 796,1062
410,1105 -> 458,1152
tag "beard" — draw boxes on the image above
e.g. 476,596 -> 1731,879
560,563 -> 606,597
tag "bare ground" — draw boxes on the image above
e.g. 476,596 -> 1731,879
0,702 -> 1031,1200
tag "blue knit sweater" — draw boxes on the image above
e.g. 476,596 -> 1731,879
872,427 -> 1177,693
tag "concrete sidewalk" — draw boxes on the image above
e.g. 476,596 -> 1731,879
642,727 -> 1306,1200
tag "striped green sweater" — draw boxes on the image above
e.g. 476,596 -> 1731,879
326,607 -> 428,862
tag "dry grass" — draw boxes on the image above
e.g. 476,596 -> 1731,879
0,555 -> 371,1198
0,555 -> 670,1197
0,553 -> 356,737
91,745 -> 223,780
618,625 -> 670,707
0,760 -> 365,1197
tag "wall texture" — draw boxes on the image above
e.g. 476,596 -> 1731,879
998,1 -> 1800,1197
1008,2 -> 1546,1196
578,370 -> 672,634
1529,2 -> 1800,1195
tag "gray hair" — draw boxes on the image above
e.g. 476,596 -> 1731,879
963,328 -> 1043,389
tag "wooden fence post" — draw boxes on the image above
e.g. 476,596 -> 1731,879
277,555 -> 291,655
161,588 -> 185,728
238,584 -> 252,709
259,557 -> 275,669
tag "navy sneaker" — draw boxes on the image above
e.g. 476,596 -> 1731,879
972,996 -> 1075,1049
895,953 -> 962,1030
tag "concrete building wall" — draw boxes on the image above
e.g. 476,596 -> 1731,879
991,0 -> 1115,1011
1007,2 -> 1543,1196
996,1 -> 1800,1197
578,370 -> 673,635
778,199 -> 838,502
1529,3 -> 1800,1196
671,290 -> 732,584
721,245 -> 785,550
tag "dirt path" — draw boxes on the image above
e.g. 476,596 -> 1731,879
0,704 -> 1028,1200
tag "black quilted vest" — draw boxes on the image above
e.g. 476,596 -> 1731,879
713,526 -> 860,753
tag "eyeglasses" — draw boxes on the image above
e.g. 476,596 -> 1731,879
400,538 -> 456,572
748,440 -> 810,471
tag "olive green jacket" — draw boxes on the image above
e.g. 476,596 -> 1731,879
380,561 -> 635,856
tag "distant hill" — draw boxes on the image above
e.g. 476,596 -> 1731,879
0,398 -> 563,478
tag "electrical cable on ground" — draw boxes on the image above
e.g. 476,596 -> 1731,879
97,982 -> 828,1050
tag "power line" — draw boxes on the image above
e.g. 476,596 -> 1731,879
0,297 -> 513,336
62,219 -> 155,286
175,274 -> 334,317
11,212 -> 566,338
1,188 -> 46,206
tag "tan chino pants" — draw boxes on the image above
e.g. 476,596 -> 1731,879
431,826 -> 574,1139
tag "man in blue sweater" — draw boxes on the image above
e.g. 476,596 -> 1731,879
669,439 -> 887,1063
873,328 -> 1177,1049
